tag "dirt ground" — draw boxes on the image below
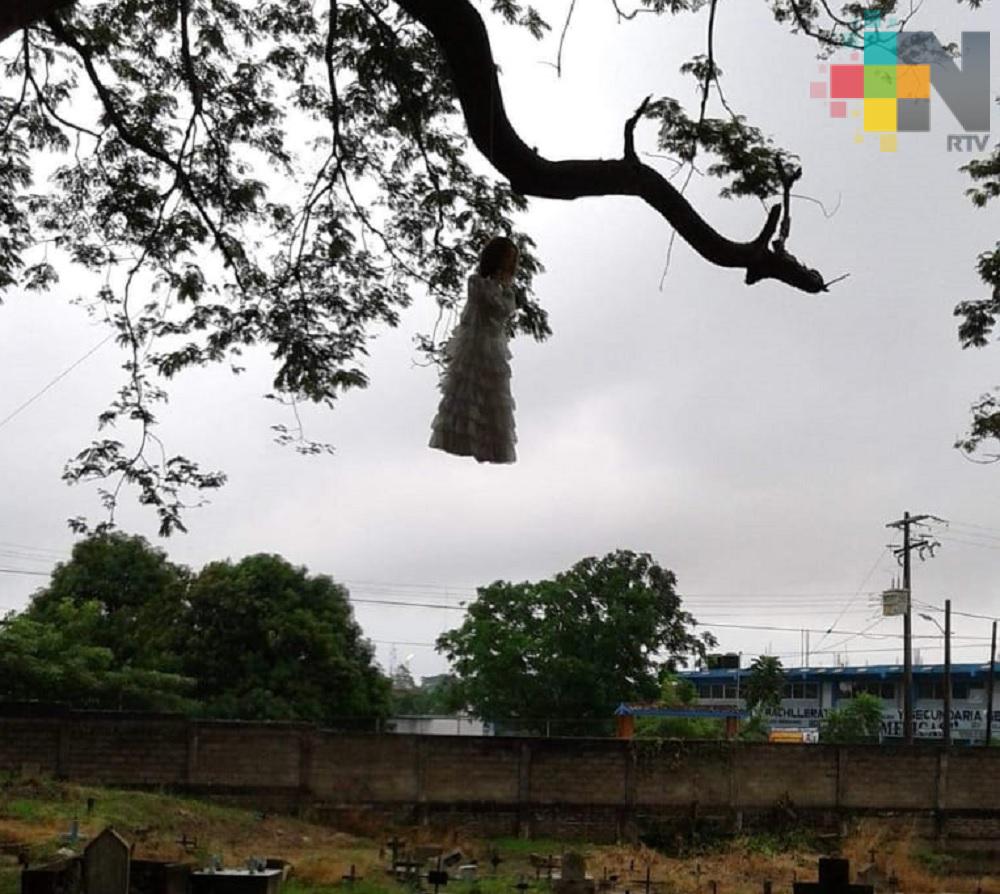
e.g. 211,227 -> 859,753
1,781 -> 997,894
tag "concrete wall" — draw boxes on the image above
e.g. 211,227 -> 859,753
3,707 -> 1000,843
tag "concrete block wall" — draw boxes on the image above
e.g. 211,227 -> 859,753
2,707 -> 1000,842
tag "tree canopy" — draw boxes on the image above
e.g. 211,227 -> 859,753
819,691 -> 883,744
634,670 -> 724,740
435,549 -> 715,734
0,0 -> 997,531
743,655 -> 785,714
0,598 -> 197,710
183,553 -> 391,724
1,533 -> 391,723
28,530 -> 189,671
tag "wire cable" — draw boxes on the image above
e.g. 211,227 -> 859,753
0,333 -> 114,432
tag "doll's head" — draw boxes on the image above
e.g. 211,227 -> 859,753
478,235 -> 519,283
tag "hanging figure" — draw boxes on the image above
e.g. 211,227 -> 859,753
429,235 -> 521,464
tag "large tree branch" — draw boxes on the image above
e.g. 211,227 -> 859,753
0,0 -> 72,45
392,0 -> 827,294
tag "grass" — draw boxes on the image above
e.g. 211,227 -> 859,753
485,837 -> 589,856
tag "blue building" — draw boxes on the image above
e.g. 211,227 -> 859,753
677,662 -> 1000,743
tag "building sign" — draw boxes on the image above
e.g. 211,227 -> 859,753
881,707 -> 1000,739
761,703 -> 1000,740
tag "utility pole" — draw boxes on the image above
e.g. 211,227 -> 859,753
886,512 -> 942,745
944,599 -> 951,747
987,620 -> 997,747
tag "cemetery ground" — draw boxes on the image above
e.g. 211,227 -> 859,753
0,779 -> 997,894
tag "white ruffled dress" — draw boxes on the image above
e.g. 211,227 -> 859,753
429,272 -> 517,464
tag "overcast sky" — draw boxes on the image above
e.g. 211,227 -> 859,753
2,1 -> 999,683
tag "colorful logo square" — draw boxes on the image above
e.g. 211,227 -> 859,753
864,98 -> 897,132
896,65 -> 930,99
864,31 -> 897,65
830,65 -> 864,98
864,66 -> 897,99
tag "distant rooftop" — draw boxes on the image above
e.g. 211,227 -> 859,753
681,662 -> 995,679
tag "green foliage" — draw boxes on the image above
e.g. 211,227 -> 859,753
6,531 -> 196,710
27,531 -> 189,671
0,533 -> 390,723
183,553 -> 391,724
436,550 -> 715,735
913,849 -> 957,876
736,714 -> 770,742
819,692 -> 883,744
0,600 -> 196,711
733,828 -> 818,856
390,672 -> 464,715
635,671 -> 723,739
743,655 -> 784,714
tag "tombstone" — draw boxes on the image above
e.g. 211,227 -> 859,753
553,853 -> 594,894
441,850 -> 464,869
189,868 -> 282,893
20,856 -> 82,894
264,860 -> 290,882
427,868 -> 449,894
792,859 -> 874,894
84,828 -> 130,894
458,865 -> 478,881
561,853 -> 586,882
129,859 -> 192,894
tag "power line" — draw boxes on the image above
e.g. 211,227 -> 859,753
932,534 -> 1000,552
812,547 -> 890,652
0,333 -> 114,431
915,600 -> 999,623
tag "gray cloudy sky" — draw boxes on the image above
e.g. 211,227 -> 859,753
2,1 -> 999,683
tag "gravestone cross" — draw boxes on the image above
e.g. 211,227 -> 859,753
793,859 -> 874,894
84,827 -> 130,894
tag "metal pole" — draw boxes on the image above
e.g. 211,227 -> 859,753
903,512 -> 913,745
986,620 -> 997,747
944,599 -> 951,747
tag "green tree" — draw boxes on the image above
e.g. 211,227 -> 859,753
819,693 -> 883,744
634,671 -> 723,740
27,532 -> 190,676
743,655 -> 785,714
436,550 -> 715,735
736,714 -> 771,743
390,672 -> 464,715
182,553 -> 391,725
0,599 -> 196,710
